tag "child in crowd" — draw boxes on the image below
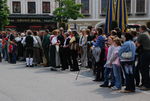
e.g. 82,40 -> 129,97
109,37 -> 122,90
100,36 -> 115,87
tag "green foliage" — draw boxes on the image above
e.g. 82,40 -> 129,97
53,0 -> 83,27
0,0 -> 10,31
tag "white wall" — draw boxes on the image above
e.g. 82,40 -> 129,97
8,0 -> 56,14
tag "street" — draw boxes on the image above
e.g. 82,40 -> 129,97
0,61 -> 150,101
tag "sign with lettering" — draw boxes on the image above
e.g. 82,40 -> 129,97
9,18 -> 53,23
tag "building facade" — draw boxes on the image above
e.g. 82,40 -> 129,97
7,0 -> 150,31
69,0 -> 150,30
7,0 -> 57,31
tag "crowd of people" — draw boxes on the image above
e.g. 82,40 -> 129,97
0,25 -> 150,93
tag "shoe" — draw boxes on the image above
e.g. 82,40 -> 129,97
61,68 -> 66,71
30,65 -> 34,67
100,84 -> 109,87
120,90 -> 135,93
70,69 -> 80,72
44,65 -> 49,67
138,84 -> 144,88
93,79 -> 101,82
111,86 -> 121,91
50,68 -> 57,71
26,65 -> 29,67
140,86 -> 150,91
108,84 -> 114,88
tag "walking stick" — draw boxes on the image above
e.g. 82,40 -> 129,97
75,60 -> 82,80
75,69 -> 80,80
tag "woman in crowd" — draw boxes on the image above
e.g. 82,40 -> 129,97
79,29 -> 88,67
119,33 -> 136,93
69,30 -> 79,71
92,27 -> 105,81
15,33 -> 25,61
49,29 -> 61,71
61,32 -> 71,70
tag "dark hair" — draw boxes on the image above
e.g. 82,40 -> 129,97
45,29 -> 49,33
72,31 -> 78,36
33,31 -> 37,36
124,32 -> 133,41
96,27 -> 103,35
140,25 -> 147,31
131,31 -> 137,37
26,30 -> 33,35
87,26 -> 93,31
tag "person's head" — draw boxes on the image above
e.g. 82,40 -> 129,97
86,29 -> 90,35
108,36 -> 115,45
124,32 -> 133,41
21,33 -> 25,37
72,30 -> 78,36
114,27 -> 121,32
113,37 -> 122,47
26,30 -> 33,36
52,29 -> 59,36
87,26 -> 93,31
33,31 -> 38,36
131,31 -> 138,37
96,27 -> 103,35
64,32 -> 69,38
139,25 -> 147,33
111,30 -> 117,36
45,29 -> 50,34
59,27 -> 64,34
81,29 -> 86,36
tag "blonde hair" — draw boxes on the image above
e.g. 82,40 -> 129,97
113,37 -> 122,46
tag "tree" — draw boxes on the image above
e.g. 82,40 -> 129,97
0,0 -> 10,31
53,0 -> 83,28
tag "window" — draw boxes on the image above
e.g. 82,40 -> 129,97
28,2 -> 36,13
12,1 -> 21,13
81,0 -> 89,14
136,0 -> 146,13
126,0 -> 131,14
43,2 -> 50,13
101,0 -> 108,15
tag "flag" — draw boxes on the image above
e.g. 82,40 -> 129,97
104,0 -> 116,34
115,0 -> 128,32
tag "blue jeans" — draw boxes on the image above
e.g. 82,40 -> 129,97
112,64 -> 122,89
121,61 -> 135,91
103,67 -> 114,86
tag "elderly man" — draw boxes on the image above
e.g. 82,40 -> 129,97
136,25 -> 150,90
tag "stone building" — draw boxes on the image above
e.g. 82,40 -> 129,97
7,0 -> 150,31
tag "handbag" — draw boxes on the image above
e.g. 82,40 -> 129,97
121,41 -> 133,59
121,51 -> 132,59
